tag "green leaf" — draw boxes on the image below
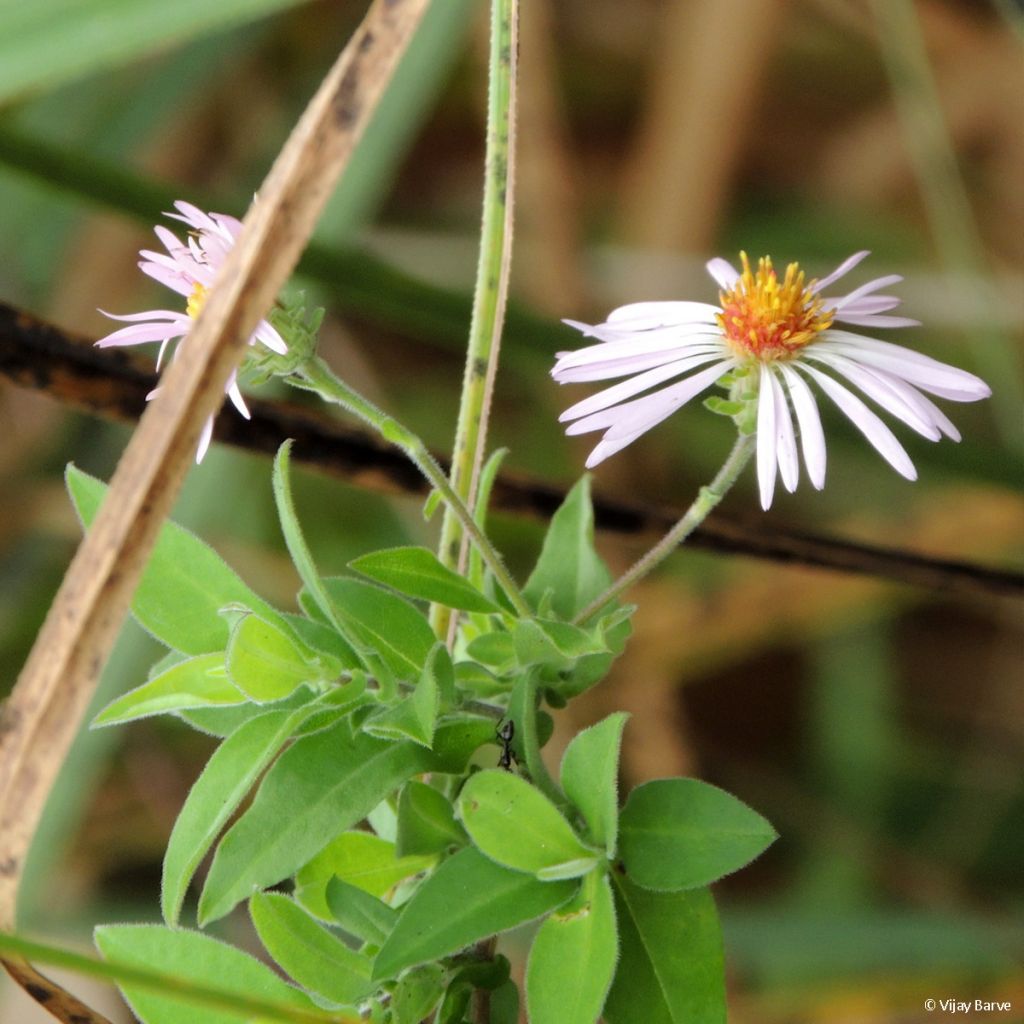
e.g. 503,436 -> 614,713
464,632 -> 515,671
174,689 -> 313,738
226,613 -> 320,703
396,780 -> 466,857
363,647 -> 441,748
0,0 -> 311,103
490,980 -> 520,1024
199,724 -> 431,924
523,476 -> 610,620
324,876 -> 398,945
250,892 -> 373,1006
295,831 -> 435,920
429,716 -> 499,773
282,613 -> 361,671
324,577 -> 436,679
373,846 -> 576,981
513,618 -> 608,673
526,870 -> 618,1024
436,958 -> 511,1024
93,924 -> 317,1024
67,465 -> 284,655
560,713 -> 629,856
456,770 -> 598,879
92,653 -> 242,727
350,546 -> 502,613
618,779 -> 777,891
162,690 -> 363,927
467,447 -> 508,593
391,963 -> 446,1024
604,877 -> 726,1024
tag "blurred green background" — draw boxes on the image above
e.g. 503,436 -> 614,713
0,0 -> 1021,1021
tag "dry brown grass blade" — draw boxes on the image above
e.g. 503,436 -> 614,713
0,0 -> 429,1018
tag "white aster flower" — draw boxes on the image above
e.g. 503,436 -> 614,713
96,200 -> 287,462
553,251 -> 991,509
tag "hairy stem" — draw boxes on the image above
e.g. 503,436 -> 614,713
433,0 -> 520,636
574,432 -> 757,624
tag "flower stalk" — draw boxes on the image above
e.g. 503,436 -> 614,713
574,431 -> 756,624
292,356 -> 530,618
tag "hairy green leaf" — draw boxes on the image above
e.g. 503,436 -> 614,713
350,546 -> 501,613
396,780 -> 465,857
94,924 -> 317,1024
526,870 -> 618,1024
373,847 -> 575,981
560,712 -> 629,856
226,613 -> 320,703
250,892 -> 372,1005
618,779 -> 777,891
324,876 -> 398,945
199,724 -> 430,924
93,653 -> 242,726
67,465 -> 284,655
604,877 -> 726,1024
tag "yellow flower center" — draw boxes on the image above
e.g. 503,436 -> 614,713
186,282 -> 208,320
716,253 -> 833,360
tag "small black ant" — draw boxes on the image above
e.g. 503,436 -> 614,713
497,719 -> 517,771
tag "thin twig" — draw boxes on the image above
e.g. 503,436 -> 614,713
1,302 -> 1021,603
0,2 -> 430,1020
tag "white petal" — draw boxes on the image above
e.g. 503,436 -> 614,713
817,332 -> 991,400
836,295 -> 901,316
567,359 -> 735,438
756,364 -> 778,510
806,351 -> 941,440
553,330 -> 724,374
812,251 -> 870,292
779,364 -> 826,488
706,257 -> 739,290
552,343 -> 725,383
253,320 -> 288,354
799,364 -> 917,480
196,416 -> 214,464
226,375 -> 251,419
559,352 -> 725,422
95,320 -> 189,347
605,301 -> 720,329
769,369 -> 799,493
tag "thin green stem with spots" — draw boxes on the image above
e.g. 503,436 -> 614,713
433,0 -> 519,637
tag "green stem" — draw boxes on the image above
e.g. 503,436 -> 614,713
0,933 -> 351,1024
433,0 -> 519,634
574,432 -> 757,624
293,357 -> 529,617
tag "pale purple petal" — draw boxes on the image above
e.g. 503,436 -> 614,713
799,364 -> 917,480
95,318 -> 189,347
559,352 -> 726,422
829,273 -> 902,310
226,375 -> 251,419
807,351 -> 942,440
555,328 -> 723,371
769,369 -> 799,493
812,251 -> 870,293
779,364 -> 826,488
98,308 -> 189,323
834,313 -> 921,329
706,257 -> 739,290
836,295 -> 902,316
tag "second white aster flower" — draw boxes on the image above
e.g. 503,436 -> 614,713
553,251 -> 991,509
96,200 -> 288,462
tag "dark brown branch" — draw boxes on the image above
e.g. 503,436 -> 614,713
2,301 -> 1021,601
